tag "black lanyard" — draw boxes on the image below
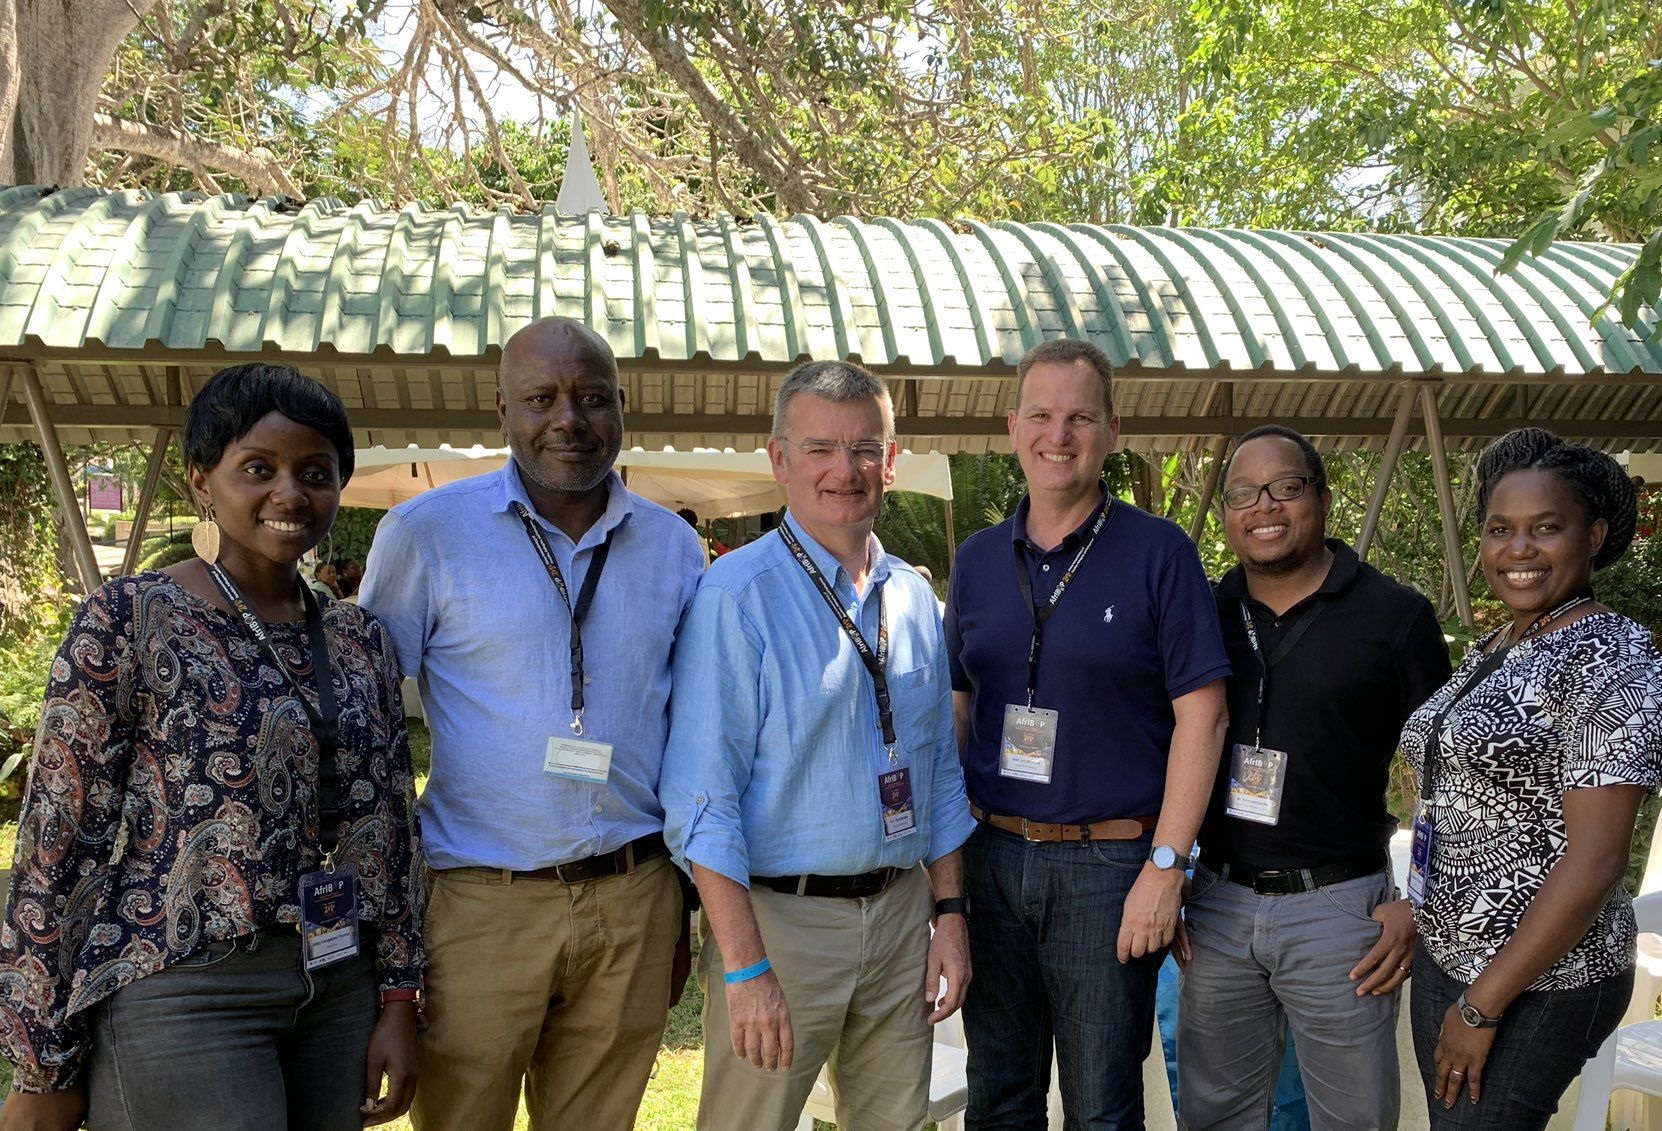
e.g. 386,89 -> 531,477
1238,599 -> 1329,747
206,564 -> 341,859
513,502 -> 616,736
1011,497 -> 1113,707
777,522 -> 895,754
1420,591 -> 1594,801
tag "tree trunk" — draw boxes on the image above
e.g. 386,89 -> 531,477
0,0 -> 158,186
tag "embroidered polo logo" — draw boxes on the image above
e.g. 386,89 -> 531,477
1103,606 -> 1115,624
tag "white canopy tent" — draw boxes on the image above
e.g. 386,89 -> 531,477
344,445 -> 955,520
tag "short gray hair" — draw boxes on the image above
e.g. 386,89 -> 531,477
771,360 -> 895,440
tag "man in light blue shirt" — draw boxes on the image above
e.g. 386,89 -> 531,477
360,317 -> 704,1131
660,360 -> 976,1131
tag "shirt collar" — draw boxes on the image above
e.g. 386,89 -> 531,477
496,457 -> 634,550
1218,538 -> 1360,603
780,511 -> 890,590
1011,482 -> 1111,552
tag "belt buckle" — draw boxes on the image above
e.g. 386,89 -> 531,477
1253,869 -> 1288,895
551,860 -> 577,885
1020,816 -> 1033,841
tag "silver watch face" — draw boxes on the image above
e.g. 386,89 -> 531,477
1460,1003 -> 1483,1027
1151,845 -> 1178,870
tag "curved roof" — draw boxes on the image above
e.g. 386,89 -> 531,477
0,185 -> 1658,452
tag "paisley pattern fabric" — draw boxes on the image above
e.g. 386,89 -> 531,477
0,572 -> 424,1091
1401,612 -> 1662,990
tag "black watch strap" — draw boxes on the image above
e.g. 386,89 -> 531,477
934,897 -> 969,918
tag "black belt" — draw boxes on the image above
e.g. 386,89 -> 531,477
1208,850 -> 1387,896
751,867 -> 903,899
508,833 -> 666,884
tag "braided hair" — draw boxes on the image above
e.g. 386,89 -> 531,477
1475,428 -> 1638,571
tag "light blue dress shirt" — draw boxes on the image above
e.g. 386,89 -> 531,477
660,512 -> 975,885
360,461 -> 704,871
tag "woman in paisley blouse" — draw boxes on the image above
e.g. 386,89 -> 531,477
1400,427 -> 1662,1130
0,364 -> 424,1131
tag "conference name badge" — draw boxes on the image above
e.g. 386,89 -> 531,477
1406,804 -> 1435,908
999,704 -> 1058,783
879,767 -> 917,843
299,862 -> 361,972
1224,743 -> 1288,825
544,735 -> 614,783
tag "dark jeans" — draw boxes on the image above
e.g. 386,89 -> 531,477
962,824 -> 1164,1131
1409,940 -> 1631,1131
85,925 -> 377,1131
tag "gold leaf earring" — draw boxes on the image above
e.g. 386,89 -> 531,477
192,505 -> 222,565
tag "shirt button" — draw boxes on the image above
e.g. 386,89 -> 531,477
593,803 -> 603,814
695,794 -> 705,804
1041,563 -> 1052,572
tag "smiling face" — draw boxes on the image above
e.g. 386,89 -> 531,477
1480,467 -> 1606,622
497,321 -> 624,497
189,411 -> 342,571
1008,358 -> 1120,502
1222,435 -> 1330,577
768,392 -> 895,542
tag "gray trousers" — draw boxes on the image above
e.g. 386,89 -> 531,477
1176,865 -> 1400,1131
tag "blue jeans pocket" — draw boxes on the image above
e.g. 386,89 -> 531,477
1088,837 -> 1150,871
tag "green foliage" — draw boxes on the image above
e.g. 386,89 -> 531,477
874,453 -> 1026,580
322,507 -> 382,565
1591,487 -> 1662,635
136,540 -> 199,572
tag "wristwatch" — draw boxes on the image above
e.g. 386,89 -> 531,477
1456,992 -> 1500,1029
934,897 -> 969,919
1149,844 -> 1184,871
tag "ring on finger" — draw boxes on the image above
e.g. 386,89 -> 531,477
1449,1069 -> 1466,1077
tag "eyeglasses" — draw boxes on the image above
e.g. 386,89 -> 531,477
1223,475 -> 1322,511
791,440 -> 888,467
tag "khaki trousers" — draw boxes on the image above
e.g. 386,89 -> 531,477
697,865 -> 933,1131
410,854 -> 681,1131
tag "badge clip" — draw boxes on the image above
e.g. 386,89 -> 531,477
570,711 -> 585,737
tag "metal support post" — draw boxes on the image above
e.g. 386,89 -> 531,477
121,428 -> 173,576
1357,383 -> 1417,560
18,364 -> 104,592
1419,384 -> 1475,630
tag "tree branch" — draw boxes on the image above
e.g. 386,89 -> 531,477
90,112 -> 300,198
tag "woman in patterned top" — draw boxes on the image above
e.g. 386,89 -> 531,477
0,364 -> 424,1131
1400,428 -> 1662,1130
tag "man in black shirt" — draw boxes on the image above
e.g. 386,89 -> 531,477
1178,426 -> 1452,1131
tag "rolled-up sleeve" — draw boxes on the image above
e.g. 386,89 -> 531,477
660,583 -> 763,887
924,643 -> 975,864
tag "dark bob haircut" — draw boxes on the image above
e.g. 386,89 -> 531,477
1225,424 -> 1327,490
1475,427 -> 1637,572
183,364 -> 355,485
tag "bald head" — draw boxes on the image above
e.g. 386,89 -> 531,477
497,317 -> 625,498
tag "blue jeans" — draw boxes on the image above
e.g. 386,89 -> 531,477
84,925 -> 377,1131
1410,941 -> 1631,1131
962,824 -> 1164,1131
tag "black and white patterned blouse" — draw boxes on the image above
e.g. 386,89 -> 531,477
1401,612 -> 1662,989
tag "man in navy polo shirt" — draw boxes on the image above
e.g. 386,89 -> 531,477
947,337 -> 1230,1130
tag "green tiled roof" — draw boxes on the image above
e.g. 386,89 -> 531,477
2,184 -> 1656,375
1,185 -> 1660,455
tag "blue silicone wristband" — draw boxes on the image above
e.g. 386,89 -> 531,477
724,957 -> 772,985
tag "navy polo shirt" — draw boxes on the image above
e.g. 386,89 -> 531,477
946,490 -> 1230,823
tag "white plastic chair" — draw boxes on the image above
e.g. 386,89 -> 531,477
1570,890 -> 1662,1131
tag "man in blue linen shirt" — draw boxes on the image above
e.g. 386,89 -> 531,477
947,337 -> 1230,1130
360,317 -> 705,1131
660,360 -> 977,1131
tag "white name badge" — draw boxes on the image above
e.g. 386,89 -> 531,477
543,735 -> 614,783
999,704 -> 1059,783
1406,804 -> 1435,908
879,767 -> 917,843
1225,742 -> 1288,826
299,862 -> 361,971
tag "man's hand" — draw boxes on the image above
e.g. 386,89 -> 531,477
726,970 -> 794,1071
1349,898 -> 1416,996
0,1085 -> 87,1131
924,914 -> 971,1023
1117,863 -> 1184,962
361,1001 -> 420,1125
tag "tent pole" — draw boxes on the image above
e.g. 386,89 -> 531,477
19,364 -> 103,593
944,500 -> 957,568
1356,383 -> 1416,560
1188,439 -> 1227,544
1419,384 -> 1474,630
121,428 -> 173,576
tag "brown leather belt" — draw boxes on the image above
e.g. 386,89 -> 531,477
971,802 -> 1157,843
480,832 -> 666,885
